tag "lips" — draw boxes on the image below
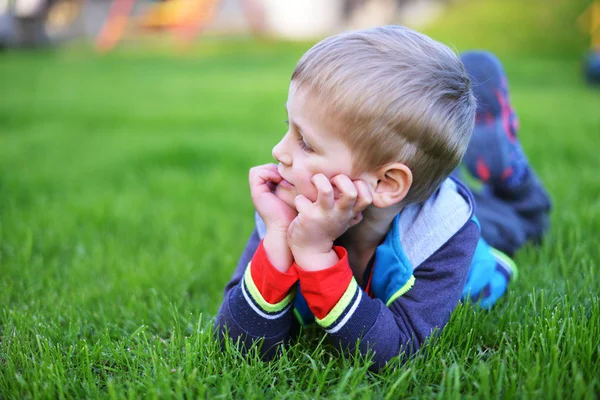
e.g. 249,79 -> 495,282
278,178 -> 295,189
277,167 -> 295,188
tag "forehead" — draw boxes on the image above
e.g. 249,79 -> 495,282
286,82 -> 341,136
290,81 -> 356,147
286,82 -> 317,115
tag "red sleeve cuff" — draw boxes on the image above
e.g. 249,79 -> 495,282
250,240 -> 299,304
294,246 -> 353,319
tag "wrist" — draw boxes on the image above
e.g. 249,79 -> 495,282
264,219 -> 292,234
263,230 -> 293,272
292,247 -> 339,272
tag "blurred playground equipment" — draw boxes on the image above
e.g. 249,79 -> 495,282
95,0 -> 453,51
0,0 -> 455,50
577,0 -> 600,84
95,0 -> 265,52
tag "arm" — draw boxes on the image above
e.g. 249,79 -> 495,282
297,220 -> 479,371
214,164 -> 300,358
214,228 -> 299,359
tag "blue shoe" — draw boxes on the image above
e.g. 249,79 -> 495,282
490,247 -> 518,282
460,51 -> 530,191
462,237 -> 518,309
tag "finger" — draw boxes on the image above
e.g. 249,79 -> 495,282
294,194 -> 313,214
261,164 -> 283,190
331,175 -> 358,210
353,180 -> 373,213
312,174 -> 334,209
249,168 -> 282,197
348,211 -> 364,228
250,168 -> 282,187
249,164 -> 280,180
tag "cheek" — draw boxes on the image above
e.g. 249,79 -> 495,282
294,175 -> 317,202
292,164 -> 320,201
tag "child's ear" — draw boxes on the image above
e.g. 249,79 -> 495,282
370,163 -> 413,208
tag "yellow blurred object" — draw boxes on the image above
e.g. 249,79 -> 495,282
138,0 -> 219,30
577,0 -> 600,49
46,0 -> 83,30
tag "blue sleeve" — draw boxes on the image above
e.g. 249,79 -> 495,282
322,220 -> 479,371
214,228 -> 298,359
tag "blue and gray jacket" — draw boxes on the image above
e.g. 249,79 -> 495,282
215,177 -> 484,370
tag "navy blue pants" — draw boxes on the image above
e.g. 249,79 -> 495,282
454,168 -> 552,257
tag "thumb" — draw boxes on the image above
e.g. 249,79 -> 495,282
348,211 -> 363,228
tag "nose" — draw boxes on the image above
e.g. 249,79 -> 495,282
272,134 -> 292,166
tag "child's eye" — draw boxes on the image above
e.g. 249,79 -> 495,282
284,119 -> 313,152
298,137 -> 313,153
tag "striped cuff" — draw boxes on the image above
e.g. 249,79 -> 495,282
241,241 -> 298,319
241,266 -> 295,319
250,240 -> 298,304
316,278 -> 363,333
295,246 -> 353,320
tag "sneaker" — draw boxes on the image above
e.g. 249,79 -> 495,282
490,247 -> 518,282
460,51 -> 530,191
462,238 -> 518,309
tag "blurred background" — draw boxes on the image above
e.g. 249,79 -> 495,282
0,0 -> 510,49
0,0 -> 481,49
0,0 -> 596,54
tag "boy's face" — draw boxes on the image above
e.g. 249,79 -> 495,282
272,83 -> 357,209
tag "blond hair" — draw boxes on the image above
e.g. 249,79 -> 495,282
291,25 -> 476,204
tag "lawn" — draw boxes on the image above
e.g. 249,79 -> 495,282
1,0 -> 599,398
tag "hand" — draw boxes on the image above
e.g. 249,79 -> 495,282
249,164 -> 298,232
249,164 -> 298,272
288,174 -> 372,270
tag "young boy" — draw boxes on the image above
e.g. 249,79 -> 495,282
214,26 -> 551,370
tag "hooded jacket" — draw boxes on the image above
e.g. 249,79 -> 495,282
215,177 -> 480,369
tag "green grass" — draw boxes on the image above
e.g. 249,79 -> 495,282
1,0 -> 599,398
